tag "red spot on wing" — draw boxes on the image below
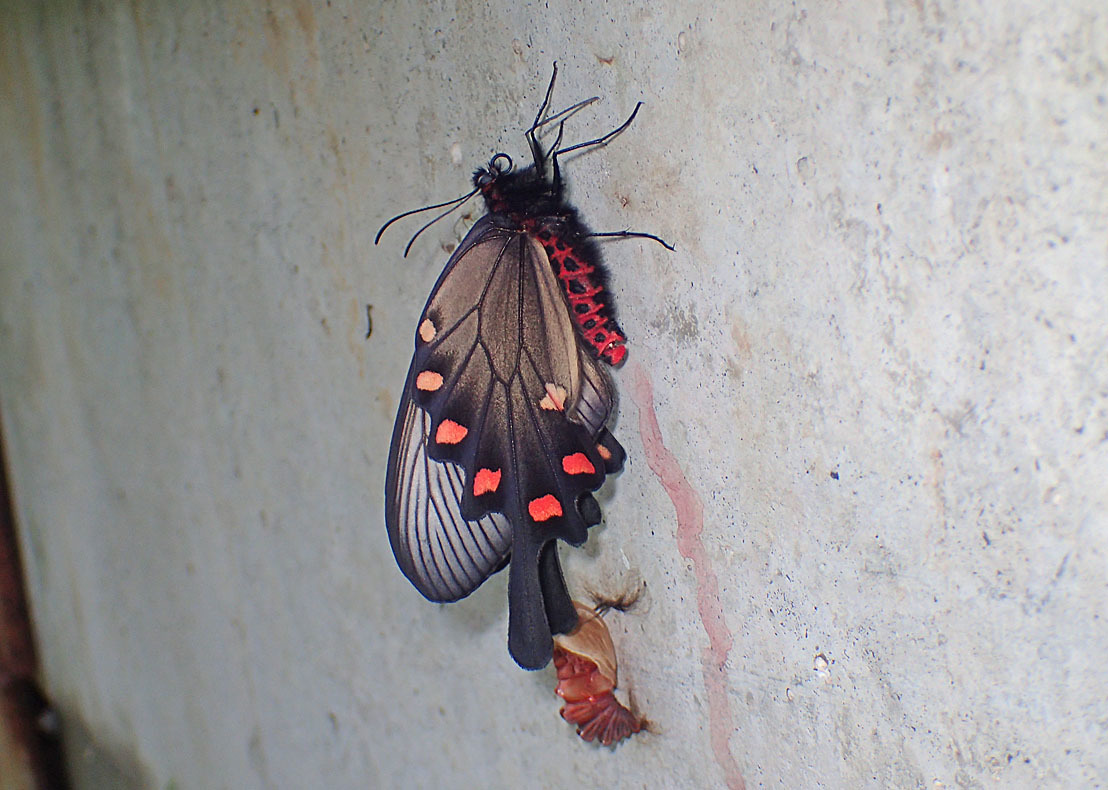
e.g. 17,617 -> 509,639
562,453 -> 596,476
435,419 -> 468,445
527,494 -> 563,522
415,370 -> 443,391
473,468 -> 501,496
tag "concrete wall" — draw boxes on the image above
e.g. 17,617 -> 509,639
2,1 -> 1105,787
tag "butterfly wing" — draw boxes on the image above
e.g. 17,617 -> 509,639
385,215 -> 624,668
386,398 -> 515,601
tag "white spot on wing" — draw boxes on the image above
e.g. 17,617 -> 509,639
539,382 -> 567,411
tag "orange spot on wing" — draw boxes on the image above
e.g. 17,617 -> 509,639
528,494 -> 563,522
473,468 -> 501,496
539,383 -> 567,411
415,370 -> 443,391
562,453 -> 596,475
435,419 -> 468,445
596,444 -> 613,461
419,319 -> 436,342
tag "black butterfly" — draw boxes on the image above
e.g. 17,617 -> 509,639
379,66 -> 670,669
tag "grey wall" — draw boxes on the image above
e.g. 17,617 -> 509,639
2,1 -> 1106,788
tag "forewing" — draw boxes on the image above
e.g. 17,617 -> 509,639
385,216 -> 623,633
410,221 -> 615,540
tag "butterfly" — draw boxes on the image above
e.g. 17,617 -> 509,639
378,65 -> 670,670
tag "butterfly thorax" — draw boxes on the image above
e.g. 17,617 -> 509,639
473,163 -> 628,366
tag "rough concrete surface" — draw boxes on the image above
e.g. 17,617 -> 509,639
1,1 -> 1106,788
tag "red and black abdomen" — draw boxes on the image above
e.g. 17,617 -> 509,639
529,221 -> 627,367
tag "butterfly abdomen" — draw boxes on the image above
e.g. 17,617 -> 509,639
530,223 -> 627,366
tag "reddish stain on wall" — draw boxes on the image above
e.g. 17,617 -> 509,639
630,363 -> 746,790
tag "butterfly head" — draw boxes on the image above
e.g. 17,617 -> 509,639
474,153 -> 555,220
473,153 -> 514,207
